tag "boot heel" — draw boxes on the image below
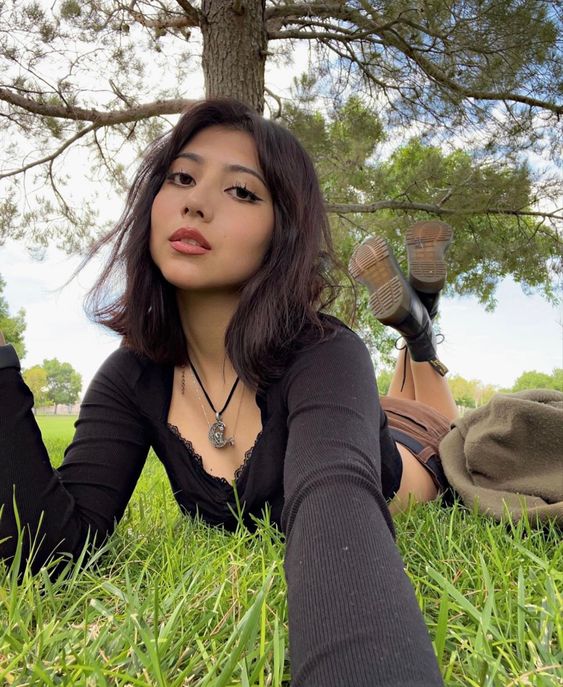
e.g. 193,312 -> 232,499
348,234 -> 390,278
406,221 -> 453,293
367,276 -> 406,324
349,237 -> 411,325
350,234 -> 448,373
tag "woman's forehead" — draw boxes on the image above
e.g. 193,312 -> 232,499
173,125 -> 266,186
177,125 -> 259,164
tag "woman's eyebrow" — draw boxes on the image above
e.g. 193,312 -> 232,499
174,152 -> 267,187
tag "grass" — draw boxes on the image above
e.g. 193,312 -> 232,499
33,416 -> 77,463
0,419 -> 561,686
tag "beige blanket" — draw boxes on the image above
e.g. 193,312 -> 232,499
439,389 -> 563,526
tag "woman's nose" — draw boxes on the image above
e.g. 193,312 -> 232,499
181,184 -> 213,221
182,203 -> 205,220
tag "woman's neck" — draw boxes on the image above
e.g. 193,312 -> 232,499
176,289 -> 240,384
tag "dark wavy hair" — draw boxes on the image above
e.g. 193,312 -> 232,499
85,98 -> 341,389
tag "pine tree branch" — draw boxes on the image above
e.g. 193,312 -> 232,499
327,201 -> 563,224
266,2 -> 357,23
268,28 -> 374,42
125,11 -> 197,30
173,0 -> 202,25
0,123 -> 100,180
0,89 -> 193,123
266,4 -> 563,115
379,27 -> 563,116
123,0 -> 201,31
264,86 -> 283,119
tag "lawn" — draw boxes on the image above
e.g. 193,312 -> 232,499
0,420 -> 561,685
34,415 -> 78,463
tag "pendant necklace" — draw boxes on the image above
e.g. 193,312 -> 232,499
182,364 -> 240,449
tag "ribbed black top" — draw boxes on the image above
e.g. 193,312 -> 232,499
0,322 -> 442,685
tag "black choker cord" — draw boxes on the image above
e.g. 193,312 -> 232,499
190,362 -> 240,418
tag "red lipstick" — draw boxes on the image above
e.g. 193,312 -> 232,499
168,227 -> 211,255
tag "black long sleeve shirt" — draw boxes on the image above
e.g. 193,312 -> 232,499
0,323 -> 443,686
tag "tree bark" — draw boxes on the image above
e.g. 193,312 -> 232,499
201,0 -> 267,112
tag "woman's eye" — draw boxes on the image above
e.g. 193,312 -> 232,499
228,184 -> 261,202
167,171 -> 194,186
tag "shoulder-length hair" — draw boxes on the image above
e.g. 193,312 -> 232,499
85,98 -> 342,389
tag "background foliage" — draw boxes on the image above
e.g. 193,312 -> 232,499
0,275 -> 26,359
0,0 -> 561,308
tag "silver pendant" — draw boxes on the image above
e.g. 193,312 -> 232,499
208,414 -> 234,449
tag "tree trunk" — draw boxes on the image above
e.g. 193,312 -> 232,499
201,0 -> 267,113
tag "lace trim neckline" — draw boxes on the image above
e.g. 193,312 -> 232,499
167,423 -> 261,488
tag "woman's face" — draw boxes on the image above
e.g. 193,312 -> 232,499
150,125 -> 274,294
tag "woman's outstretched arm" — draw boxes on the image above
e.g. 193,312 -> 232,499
0,344 -> 150,573
282,327 -> 443,686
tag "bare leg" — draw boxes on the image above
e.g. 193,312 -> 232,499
410,357 -> 458,422
388,443 -> 438,515
387,347 -> 458,420
385,349 -> 439,514
387,350 -> 457,515
387,347 -> 415,400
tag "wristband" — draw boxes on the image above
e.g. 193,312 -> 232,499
0,344 -> 21,371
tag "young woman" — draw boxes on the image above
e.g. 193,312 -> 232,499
0,99 -> 446,686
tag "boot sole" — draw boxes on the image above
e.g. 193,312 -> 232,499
406,221 -> 453,294
348,236 -> 412,326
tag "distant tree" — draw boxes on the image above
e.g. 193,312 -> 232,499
475,383 -> 499,407
448,374 -> 503,407
512,368 -> 563,392
43,358 -> 82,412
448,374 -> 478,408
22,365 -> 49,407
376,368 -> 394,396
551,368 -> 563,392
0,274 -> 26,359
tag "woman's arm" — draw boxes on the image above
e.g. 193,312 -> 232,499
0,344 -> 150,573
282,328 -> 443,686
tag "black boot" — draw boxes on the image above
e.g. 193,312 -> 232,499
349,235 -> 448,376
405,221 -> 453,320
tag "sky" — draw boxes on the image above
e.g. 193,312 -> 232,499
1,238 -> 561,394
0,33 -> 561,395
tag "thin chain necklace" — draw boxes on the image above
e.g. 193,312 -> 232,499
192,371 -> 245,452
181,364 -> 241,449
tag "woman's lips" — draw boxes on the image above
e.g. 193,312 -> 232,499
168,227 -> 211,255
170,240 -> 209,255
